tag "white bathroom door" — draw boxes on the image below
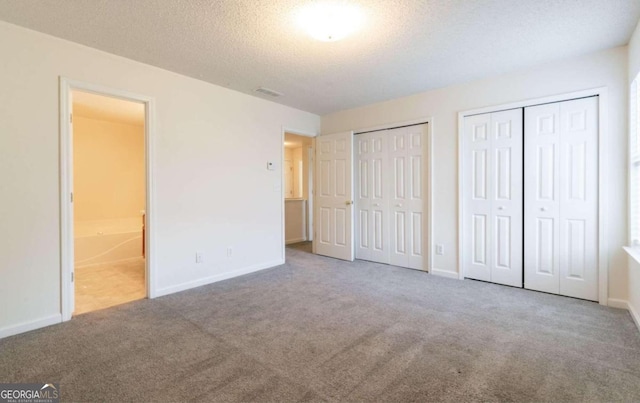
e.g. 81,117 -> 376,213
388,125 -> 426,270
355,130 -> 390,263
524,97 -> 598,301
315,131 -> 355,261
463,109 -> 523,287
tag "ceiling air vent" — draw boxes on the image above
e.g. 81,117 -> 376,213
255,87 -> 283,97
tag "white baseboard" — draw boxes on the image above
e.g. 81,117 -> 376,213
629,302 -> 640,332
607,298 -> 628,309
431,268 -> 459,280
0,314 -> 62,339
285,237 -> 307,245
155,259 -> 285,297
608,298 -> 640,333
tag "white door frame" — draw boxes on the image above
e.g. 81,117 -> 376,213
352,117 -> 434,272
457,87 -> 609,305
281,127 -> 316,261
59,77 -> 157,321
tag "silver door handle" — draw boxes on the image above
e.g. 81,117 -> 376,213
540,207 -> 547,212
498,206 -> 505,210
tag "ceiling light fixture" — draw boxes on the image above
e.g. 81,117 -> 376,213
296,2 -> 363,42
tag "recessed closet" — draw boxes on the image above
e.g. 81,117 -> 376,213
462,96 -> 599,301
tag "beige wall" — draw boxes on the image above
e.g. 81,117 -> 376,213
73,116 -> 145,222
322,46 -> 629,302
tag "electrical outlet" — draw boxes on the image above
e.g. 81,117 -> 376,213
196,252 -> 203,263
435,244 -> 444,255
227,247 -> 233,257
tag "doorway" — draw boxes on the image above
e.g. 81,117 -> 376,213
60,78 -> 155,320
283,132 -> 314,254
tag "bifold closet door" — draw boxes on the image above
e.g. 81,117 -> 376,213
388,125 -> 425,270
355,131 -> 390,264
463,109 -> 523,287
355,125 -> 426,270
524,97 -> 598,301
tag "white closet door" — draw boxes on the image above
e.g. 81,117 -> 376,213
388,125 -> 426,270
524,103 -> 561,294
490,110 -> 523,287
463,109 -> 523,287
315,131 -> 354,261
559,97 -> 598,300
463,113 -> 492,281
355,131 -> 390,263
406,125 -> 426,270
525,97 -> 598,300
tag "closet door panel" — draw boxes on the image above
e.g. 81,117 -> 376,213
406,125 -> 426,270
463,114 -> 493,282
524,103 -> 561,294
558,97 -> 598,301
389,127 -> 409,267
355,132 -> 390,264
490,109 -> 523,287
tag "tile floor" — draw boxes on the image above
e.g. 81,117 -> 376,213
74,257 -> 145,315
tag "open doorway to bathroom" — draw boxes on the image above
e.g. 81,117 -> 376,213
71,90 -> 146,314
284,132 -> 314,254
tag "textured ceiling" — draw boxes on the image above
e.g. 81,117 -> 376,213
73,91 -> 145,126
1,0 -> 639,115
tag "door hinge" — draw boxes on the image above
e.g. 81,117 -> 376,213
70,192 -> 73,202
71,272 -> 74,282
70,113 -> 73,123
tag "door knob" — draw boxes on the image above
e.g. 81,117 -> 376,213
395,203 -> 403,207
346,200 -> 353,205
373,203 -> 380,207
498,206 -> 505,210
540,207 -> 547,212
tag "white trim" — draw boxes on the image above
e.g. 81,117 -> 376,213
608,298 -> 630,309
0,314 -> 62,339
286,237 -> 308,245
431,268 -> 459,279
352,117 -> 431,134
630,302 -> 640,332
59,77 -> 157,322
281,127 -> 317,262
607,298 -> 640,333
457,87 -> 609,305
155,259 -> 284,297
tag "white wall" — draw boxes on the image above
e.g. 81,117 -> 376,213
0,21 -> 319,336
322,46 -> 629,303
627,20 -> 640,329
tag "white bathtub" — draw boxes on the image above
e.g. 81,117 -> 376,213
74,217 -> 143,267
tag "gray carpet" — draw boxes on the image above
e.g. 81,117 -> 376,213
1,247 -> 640,402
